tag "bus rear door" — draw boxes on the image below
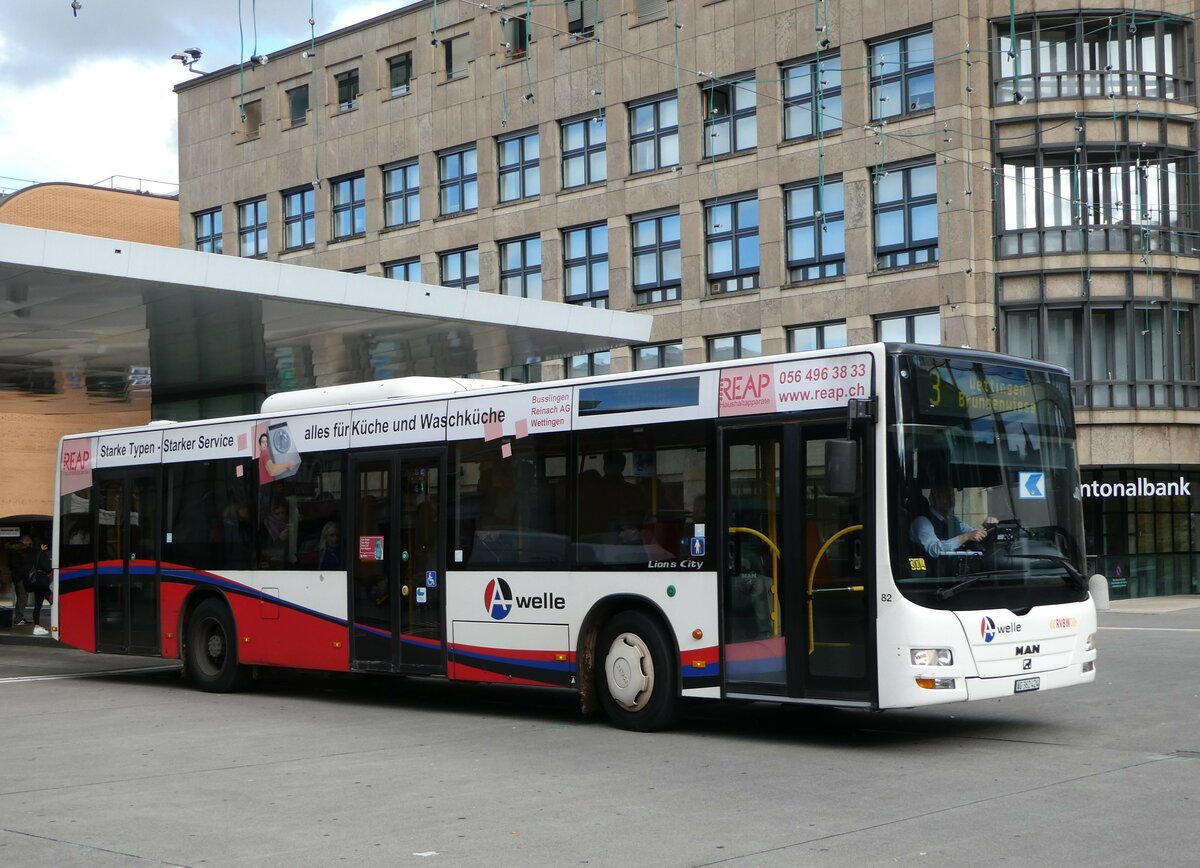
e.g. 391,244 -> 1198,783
92,469 -> 160,655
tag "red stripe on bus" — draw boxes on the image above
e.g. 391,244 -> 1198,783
448,660 -> 560,688
57,586 -> 96,653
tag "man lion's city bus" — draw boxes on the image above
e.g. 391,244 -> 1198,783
52,344 -> 1096,730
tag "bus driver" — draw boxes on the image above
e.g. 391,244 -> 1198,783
910,483 -> 998,559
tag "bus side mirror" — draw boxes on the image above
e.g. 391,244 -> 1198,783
825,439 -> 858,496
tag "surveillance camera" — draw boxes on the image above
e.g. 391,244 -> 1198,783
1013,91 -> 1027,104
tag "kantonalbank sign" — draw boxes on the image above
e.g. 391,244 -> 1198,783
1079,477 -> 1191,499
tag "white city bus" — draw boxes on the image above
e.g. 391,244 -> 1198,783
52,343 -> 1096,730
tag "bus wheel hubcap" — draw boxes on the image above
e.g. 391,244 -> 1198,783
605,632 -> 652,711
206,628 -> 224,661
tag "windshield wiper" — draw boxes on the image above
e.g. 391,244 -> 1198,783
934,554 -> 1085,602
934,572 -> 987,601
1003,553 -> 1088,591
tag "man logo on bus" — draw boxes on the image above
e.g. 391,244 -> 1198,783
981,616 -> 997,643
485,577 -> 514,620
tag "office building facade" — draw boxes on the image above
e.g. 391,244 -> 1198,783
174,0 -> 1200,597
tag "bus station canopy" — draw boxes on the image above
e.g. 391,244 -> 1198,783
0,224 -> 652,419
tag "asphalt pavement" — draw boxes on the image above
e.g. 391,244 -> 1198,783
0,596 -> 1197,867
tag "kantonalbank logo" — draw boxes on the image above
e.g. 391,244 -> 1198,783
483,578 -> 566,620
980,615 -> 1022,643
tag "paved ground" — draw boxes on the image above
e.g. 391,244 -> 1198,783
0,599 -> 1197,867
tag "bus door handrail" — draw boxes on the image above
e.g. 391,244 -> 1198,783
728,526 -> 781,637
807,524 -> 864,654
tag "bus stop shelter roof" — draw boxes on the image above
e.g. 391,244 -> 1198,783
0,224 -> 652,415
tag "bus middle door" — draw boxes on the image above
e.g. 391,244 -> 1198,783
349,451 -> 445,674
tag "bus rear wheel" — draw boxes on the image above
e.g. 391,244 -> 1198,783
597,611 -> 678,732
187,599 -> 248,692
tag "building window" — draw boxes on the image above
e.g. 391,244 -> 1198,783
995,14 -> 1194,104
439,146 -> 478,216
388,52 -> 412,96
635,342 -> 684,370
501,14 -> 529,60
708,332 -> 762,362
565,1 -> 597,40
237,198 -> 267,258
498,130 -> 539,203
1004,300 -> 1199,409
871,30 -> 934,120
629,95 -> 679,173
283,187 -> 316,250
789,322 -> 847,352
240,99 -> 262,139
195,209 -> 222,253
786,178 -> 845,281
335,69 -> 359,112
998,147 -> 1190,257
563,223 -> 608,308
562,115 -> 606,188
444,36 -> 468,80
286,84 -> 309,127
876,310 -> 941,344
705,196 -> 760,293
385,258 -> 421,282
632,210 -> 681,305
499,236 -> 542,299
566,350 -> 611,378
703,76 -> 756,157
783,55 -> 842,140
440,247 -> 479,291
501,363 -> 544,383
383,161 -> 420,227
874,161 -> 938,269
331,174 -> 366,240
636,0 -> 668,23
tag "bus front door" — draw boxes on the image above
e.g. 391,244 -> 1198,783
93,469 -> 160,655
349,451 -> 445,674
721,423 -> 873,704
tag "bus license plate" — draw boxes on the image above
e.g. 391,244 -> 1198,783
1014,677 -> 1040,693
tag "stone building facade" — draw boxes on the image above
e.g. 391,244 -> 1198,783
174,0 -> 1200,597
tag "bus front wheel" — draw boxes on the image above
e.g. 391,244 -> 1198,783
597,611 -> 678,732
187,599 -> 249,692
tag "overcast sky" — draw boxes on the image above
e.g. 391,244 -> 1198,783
0,1 -> 402,194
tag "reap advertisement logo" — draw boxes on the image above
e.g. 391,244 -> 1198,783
980,615 -> 1022,643
483,577 -> 565,620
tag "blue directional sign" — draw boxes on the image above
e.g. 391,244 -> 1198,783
1019,471 -> 1046,500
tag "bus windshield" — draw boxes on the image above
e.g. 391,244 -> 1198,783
890,353 -> 1089,611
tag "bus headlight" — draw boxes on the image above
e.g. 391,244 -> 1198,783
911,648 -> 953,667
1085,633 -> 1096,651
